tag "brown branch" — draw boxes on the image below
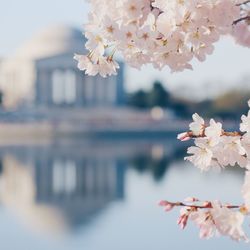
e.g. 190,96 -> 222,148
236,0 -> 250,6
179,130 -> 244,141
177,202 -> 240,210
233,15 -> 250,25
162,201 -> 241,210
222,131 -> 244,136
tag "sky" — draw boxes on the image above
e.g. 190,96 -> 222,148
1,0 -> 250,99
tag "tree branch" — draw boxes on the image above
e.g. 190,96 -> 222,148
178,130 -> 244,141
160,201 -> 241,210
236,0 -> 250,6
233,15 -> 250,25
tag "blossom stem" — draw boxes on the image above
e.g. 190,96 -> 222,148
233,16 -> 250,25
236,0 -> 250,6
170,202 -> 240,210
183,130 -> 244,140
222,131 -> 244,136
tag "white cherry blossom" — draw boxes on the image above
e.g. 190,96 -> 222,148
240,110 -> 250,133
190,210 -> 217,239
80,0 -> 250,242
241,134 -> 250,160
210,201 -> 248,242
185,138 -> 214,171
74,54 -> 119,78
215,136 -> 247,168
163,199 -> 249,242
205,119 -> 223,146
76,0 -> 249,76
189,113 -> 205,136
242,171 -> 250,211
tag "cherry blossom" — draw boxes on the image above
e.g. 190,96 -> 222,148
190,209 -> 217,239
78,0 -> 250,243
76,0 -> 250,76
158,200 -> 175,212
232,22 -> 250,47
159,199 -> 249,242
205,119 -> 223,146
215,136 -> 247,168
241,111 -> 250,133
241,134 -> 250,159
232,1 -> 250,47
178,103 -> 250,170
210,201 -> 248,242
189,113 -> 205,136
74,54 -> 119,78
168,100 -> 250,241
242,171 -> 250,211
185,138 -> 214,171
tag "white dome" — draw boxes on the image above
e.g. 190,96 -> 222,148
14,25 -> 86,60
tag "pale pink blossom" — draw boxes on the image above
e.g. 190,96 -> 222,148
74,54 -> 119,78
242,171 -> 250,211
214,136 -> 247,168
211,201 -> 248,242
77,0 -> 246,76
177,132 -> 191,141
205,119 -> 223,146
189,113 -> 205,136
185,139 -> 214,171
240,111 -> 250,133
190,210 -> 217,239
158,200 -> 175,212
190,200 -> 248,241
177,207 -> 190,229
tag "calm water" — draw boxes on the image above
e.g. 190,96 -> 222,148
0,137 -> 248,250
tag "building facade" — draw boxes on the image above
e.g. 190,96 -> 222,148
0,25 -> 124,109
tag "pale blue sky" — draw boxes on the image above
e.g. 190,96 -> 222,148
1,0 -> 250,98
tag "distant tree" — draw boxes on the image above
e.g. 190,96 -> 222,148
128,80 -> 172,109
148,81 -> 170,108
211,91 -> 250,119
128,89 -> 148,108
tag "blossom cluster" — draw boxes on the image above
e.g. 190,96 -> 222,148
178,100 -> 250,171
164,99 -> 250,242
159,199 -> 249,242
75,0 -> 250,77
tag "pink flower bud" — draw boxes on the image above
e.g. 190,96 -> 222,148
165,204 -> 174,212
158,200 -> 175,212
158,200 -> 169,206
177,214 -> 189,230
177,132 -> 191,141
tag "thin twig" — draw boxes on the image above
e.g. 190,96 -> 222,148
181,130 -> 244,140
236,0 -> 250,6
233,16 -> 250,25
173,202 -> 240,210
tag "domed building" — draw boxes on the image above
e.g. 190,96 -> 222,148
0,25 -> 124,108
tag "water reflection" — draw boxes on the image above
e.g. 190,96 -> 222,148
0,139 -> 185,235
0,156 -> 67,234
131,144 -> 186,181
0,139 -> 248,250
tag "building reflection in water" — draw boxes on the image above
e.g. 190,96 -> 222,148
0,139 -> 185,235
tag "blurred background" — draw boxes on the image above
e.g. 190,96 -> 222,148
0,1 -> 250,250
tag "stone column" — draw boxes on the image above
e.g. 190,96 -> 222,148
51,69 -> 64,106
106,76 -> 117,106
84,76 -> 95,106
75,71 -> 84,107
36,69 -> 52,106
95,76 -> 105,106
